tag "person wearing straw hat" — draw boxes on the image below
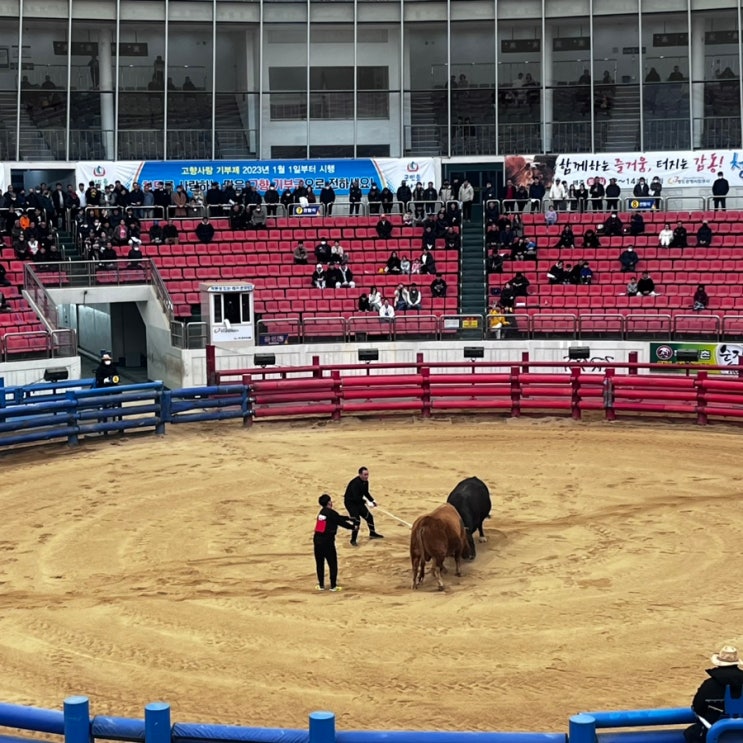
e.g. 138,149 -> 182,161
313,494 -> 355,592
684,644 -> 743,743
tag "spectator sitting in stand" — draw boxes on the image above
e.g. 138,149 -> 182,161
499,282 -> 516,312
696,220 -> 713,247
293,241 -> 308,264
603,212 -> 623,236
692,284 -> 709,311
567,263 -> 583,285
629,211 -> 645,236
406,283 -> 422,311
547,260 -> 566,285
331,264 -> 355,289
421,225 -> 436,250
583,228 -> 601,248
163,219 -> 179,244
229,204 -> 247,230
376,214 -> 394,239
545,206 -> 558,226
658,222 -> 673,247
98,243 -> 118,270
579,261 -> 593,285
368,286 -> 383,312
385,250 -> 402,274
250,205 -> 268,230
400,255 -> 411,275
430,273 -> 447,298
419,247 -> 437,275
394,283 -> 408,311
315,238 -> 331,263
637,271 -> 656,295
195,216 -> 215,243
555,224 -> 575,249
149,220 -> 165,244
311,263 -> 327,289
402,208 -> 416,227
488,248 -> 504,274
358,293 -> 370,312
619,246 -> 639,272
484,200 -> 500,224
670,221 -> 688,248
325,264 -> 342,289
112,220 -> 129,246
511,271 -> 530,297
379,298 -> 395,321
626,276 -> 639,296
485,222 -> 500,248
444,226 -> 461,250
127,238 -> 144,269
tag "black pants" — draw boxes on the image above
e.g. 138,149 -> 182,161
345,501 -> 376,543
713,196 -> 727,210
313,537 -> 338,589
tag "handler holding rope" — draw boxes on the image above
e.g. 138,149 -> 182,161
344,466 -> 384,546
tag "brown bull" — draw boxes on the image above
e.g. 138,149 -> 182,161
410,503 -> 471,591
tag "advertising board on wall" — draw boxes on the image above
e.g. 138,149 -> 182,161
76,158 -> 438,197
650,342 -> 743,373
505,149 -> 743,190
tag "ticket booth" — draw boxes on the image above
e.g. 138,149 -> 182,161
200,281 -> 255,347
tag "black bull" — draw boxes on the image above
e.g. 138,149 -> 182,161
446,477 -> 491,559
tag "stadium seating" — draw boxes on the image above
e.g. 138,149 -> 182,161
140,215 -> 461,321
490,209 -> 743,323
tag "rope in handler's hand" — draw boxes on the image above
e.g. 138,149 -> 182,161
364,497 -> 412,529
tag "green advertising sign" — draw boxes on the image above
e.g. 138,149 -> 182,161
650,342 -> 743,373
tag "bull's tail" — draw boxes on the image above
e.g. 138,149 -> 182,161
412,521 -> 427,589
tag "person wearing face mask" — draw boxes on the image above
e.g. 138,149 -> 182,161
94,352 -> 120,388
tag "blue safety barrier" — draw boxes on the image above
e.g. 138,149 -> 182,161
0,380 -> 257,449
0,702 -> 709,743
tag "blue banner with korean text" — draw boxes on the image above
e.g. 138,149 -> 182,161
76,158 -> 438,197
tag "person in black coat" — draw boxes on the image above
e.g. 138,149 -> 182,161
313,494 -> 355,591
348,180 -> 362,216
263,183 -> 280,216
195,217 -> 215,243
380,187 -> 394,214
671,221 -> 689,248
712,172 -> 730,210
344,466 -> 383,546
604,212 -> 624,237
94,353 -> 119,388
319,185 -> 336,216
629,211 -> 645,236
632,178 -> 650,198
697,221 -> 713,247
589,180 -> 605,211
367,184 -> 382,215
605,178 -> 621,211
396,181 -> 412,213
376,215 -> 393,239
684,645 -> 743,743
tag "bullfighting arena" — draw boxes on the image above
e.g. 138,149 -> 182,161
2,417 -> 743,733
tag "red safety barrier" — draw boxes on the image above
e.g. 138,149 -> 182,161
234,358 -> 743,426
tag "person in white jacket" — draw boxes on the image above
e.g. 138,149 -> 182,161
548,178 -> 566,211
658,223 -> 674,247
379,298 -> 395,321
459,180 -> 475,222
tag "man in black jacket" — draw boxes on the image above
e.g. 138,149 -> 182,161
319,184 -> 336,216
344,466 -> 383,546
684,645 -> 743,742
396,181 -> 412,214
313,494 -> 355,591
605,178 -> 621,211
712,172 -> 730,210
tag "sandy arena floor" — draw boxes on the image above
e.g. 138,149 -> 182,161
1,417 -> 742,733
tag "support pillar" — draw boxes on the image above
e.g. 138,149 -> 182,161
690,15 -> 705,149
542,20 -> 554,153
98,27 -> 115,160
